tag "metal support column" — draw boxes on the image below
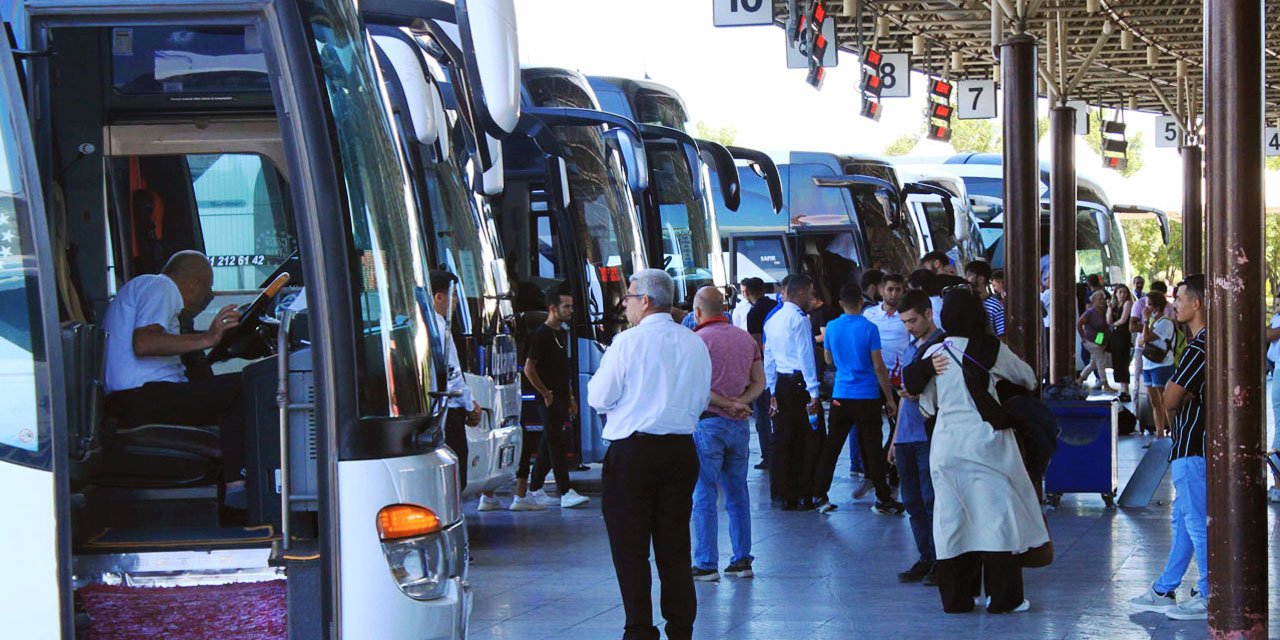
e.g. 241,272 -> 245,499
1204,0 -> 1267,636
1181,144 -> 1203,276
1001,34 -> 1040,371
1048,106 -> 1076,383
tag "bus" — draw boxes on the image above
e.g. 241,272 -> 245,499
495,67 -> 647,464
363,2 -> 523,499
716,150 -> 964,301
0,0 -> 521,636
936,153 -> 1171,286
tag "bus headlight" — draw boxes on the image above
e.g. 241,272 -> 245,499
377,504 -> 449,600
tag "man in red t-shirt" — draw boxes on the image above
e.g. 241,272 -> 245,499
689,286 -> 766,582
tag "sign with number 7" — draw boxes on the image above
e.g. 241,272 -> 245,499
956,79 -> 996,119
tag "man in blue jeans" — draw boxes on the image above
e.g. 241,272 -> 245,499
890,290 -> 945,585
690,287 -> 766,581
1128,274 -> 1209,621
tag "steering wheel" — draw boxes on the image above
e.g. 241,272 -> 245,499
206,272 -> 291,364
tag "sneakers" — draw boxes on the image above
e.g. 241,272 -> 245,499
1009,599 -> 1031,613
871,500 -> 906,515
1165,592 -> 1208,620
528,489 -> 555,506
509,494 -> 547,511
560,489 -> 590,509
1128,587 -> 1178,614
724,558 -> 754,578
477,494 -> 503,512
852,480 -> 875,500
691,566 -> 720,582
897,561 -> 931,583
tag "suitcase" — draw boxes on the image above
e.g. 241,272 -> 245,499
1043,398 -> 1118,507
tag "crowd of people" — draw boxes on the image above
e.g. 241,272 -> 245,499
475,253 -> 1216,638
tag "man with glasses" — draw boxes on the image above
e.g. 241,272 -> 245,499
589,269 -> 712,640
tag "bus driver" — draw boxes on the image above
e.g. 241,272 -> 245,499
102,250 -> 248,506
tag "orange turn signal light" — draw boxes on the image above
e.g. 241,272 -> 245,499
377,504 -> 442,541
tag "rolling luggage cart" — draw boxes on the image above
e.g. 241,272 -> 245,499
1043,399 -> 1118,507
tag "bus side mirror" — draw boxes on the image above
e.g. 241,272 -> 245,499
455,0 -> 521,137
604,128 -> 649,194
478,134 -> 505,195
1093,208 -> 1110,245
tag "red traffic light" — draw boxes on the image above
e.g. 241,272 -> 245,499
863,47 -> 882,71
928,123 -> 952,142
812,2 -> 826,23
861,98 -> 882,121
929,79 -> 953,99
862,73 -> 883,97
930,103 -> 953,119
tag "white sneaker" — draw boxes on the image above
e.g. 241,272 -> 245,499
1165,593 -> 1208,621
528,489 -> 555,506
1010,599 -> 1030,613
509,495 -> 546,511
561,489 -> 590,509
477,495 -> 503,512
1128,587 -> 1178,613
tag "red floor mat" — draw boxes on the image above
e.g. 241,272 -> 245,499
78,580 -> 286,640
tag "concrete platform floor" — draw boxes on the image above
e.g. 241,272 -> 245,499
463,428 -> 1280,640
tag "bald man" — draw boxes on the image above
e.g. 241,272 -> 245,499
103,250 -> 249,500
689,286 -> 766,581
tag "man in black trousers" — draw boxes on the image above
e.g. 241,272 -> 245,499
763,274 -> 823,510
588,269 -> 712,640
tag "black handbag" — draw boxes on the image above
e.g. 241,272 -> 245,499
1141,320 -> 1171,363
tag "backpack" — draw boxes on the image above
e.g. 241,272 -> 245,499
1172,323 -> 1189,363
1141,317 -> 1172,363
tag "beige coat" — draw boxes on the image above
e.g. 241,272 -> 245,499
920,338 -> 1050,560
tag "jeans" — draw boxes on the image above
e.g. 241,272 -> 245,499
692,417 -> 752,569
1154,456 -> 1208,597
752,389 -> 773,466
1270,371 -> 1280,452
896,440 -> 935,563
847,427 -> 864,474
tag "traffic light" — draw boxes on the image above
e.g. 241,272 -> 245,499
1101,120 -> 1127,171
926,78 -> 953,141
861,47 -> 884,121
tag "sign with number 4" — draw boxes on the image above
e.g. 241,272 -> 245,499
1266,127 -> 1280,157
956,80 -> 996,119
1154,115 -> 1181,148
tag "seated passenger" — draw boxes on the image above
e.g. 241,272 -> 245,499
103,250 -> 246,498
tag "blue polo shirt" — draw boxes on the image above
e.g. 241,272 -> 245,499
823,312 -> 882,400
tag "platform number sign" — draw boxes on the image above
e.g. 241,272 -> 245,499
714,0 -> 773,27
956,80 -> 996,119
878,53 -> 911,98
1154,115 -> 1181,148
1065,100 -> 1090,135
1266,127 -> 1280,157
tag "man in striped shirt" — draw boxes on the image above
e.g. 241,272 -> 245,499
1128,274 -> 1208,622
964,259 -> 1005,338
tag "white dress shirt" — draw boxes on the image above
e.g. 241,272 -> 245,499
103,274 -> 187,393
763,301 -> 819,397
587,313 -> 712,441
434,311 -> 474,409
731,300 -> 751,330
863,303 -> 911,372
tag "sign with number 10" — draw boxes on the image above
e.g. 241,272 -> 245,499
713,0 -> 773,27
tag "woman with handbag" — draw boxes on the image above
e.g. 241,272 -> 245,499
1076,290 -> 1115,392
1139,292 -> 1176,439
1107,285 -> 1135,402
913,288 -> 1048,614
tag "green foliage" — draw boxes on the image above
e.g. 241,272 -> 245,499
1269,156 -> 1280,172
1084,111 -> 1144,177
881,119 -> 998,156
693,121 -> 737,147
1037,116 -> 1050,142
883,130 -> 921,156
1266,214 -> 1280,298
1122,218 -> 1182,285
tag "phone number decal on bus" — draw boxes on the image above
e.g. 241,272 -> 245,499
210,254 -> 269,267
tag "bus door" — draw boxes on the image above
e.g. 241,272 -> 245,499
0,29 -> 73,639
728,232 -> 793,293
901,182 -> 963,263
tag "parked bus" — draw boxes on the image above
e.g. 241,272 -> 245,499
0,0 -> 521,636
495,67 -> 648,464
364,1 -> 522,499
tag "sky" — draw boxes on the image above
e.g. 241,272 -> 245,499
513,0 -> 1280,214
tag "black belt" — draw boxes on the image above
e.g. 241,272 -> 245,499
778,371 -> 803,378
699,411 -> 718,420
619,431 -> 693,441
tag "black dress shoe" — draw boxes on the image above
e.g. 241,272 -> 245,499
781,500 -> 801,511
754,461 -> 769,470
898,561 -> 931,583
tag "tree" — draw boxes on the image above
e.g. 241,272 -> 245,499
1084,111 -> 1145,177
1122,218 -> 1183,285
883,130 -> 921,156
881,119 -> 997,156
694,121 -> 737,147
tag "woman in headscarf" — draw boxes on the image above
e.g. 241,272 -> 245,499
905,288 -> 1048,614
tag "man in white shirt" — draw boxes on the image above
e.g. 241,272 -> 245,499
428,271 -> 485,498
588,268 -> 711,640
103,251 -> 246,491
862,273 -> 911,374
763,273 -> 821,510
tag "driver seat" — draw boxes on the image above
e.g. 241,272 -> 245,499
98,420 -> 223,488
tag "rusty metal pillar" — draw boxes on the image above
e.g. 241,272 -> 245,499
1001,33 -> 1040,371
1048,106 -> 1076,383
1204,0 -> 1267,636
1181,144 -> 1203,275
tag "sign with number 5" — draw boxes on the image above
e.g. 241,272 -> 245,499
1154,115 -> 1181,148
956,80 -> 996,119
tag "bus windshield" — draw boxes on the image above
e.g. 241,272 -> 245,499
648,143 -> 716,306
304,0 -> 441,418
